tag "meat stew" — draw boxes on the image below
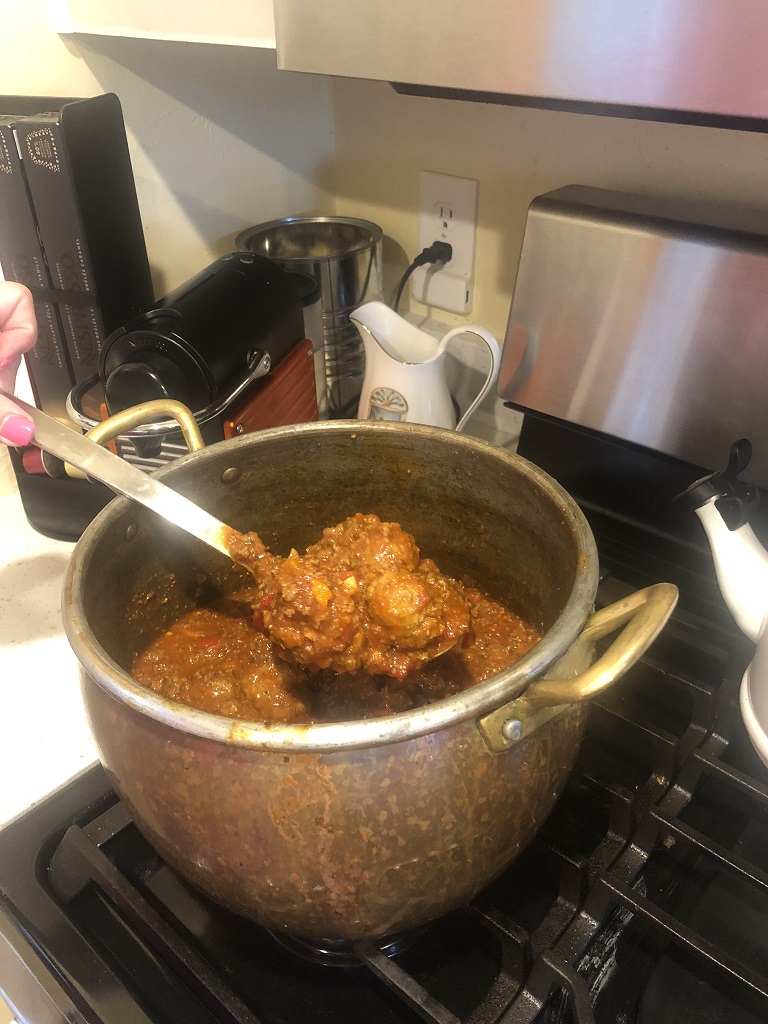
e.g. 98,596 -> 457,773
132,514 -> 542,724
227,513 -> 472,678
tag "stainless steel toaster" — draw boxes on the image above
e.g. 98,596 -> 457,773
499,185 -> 768,486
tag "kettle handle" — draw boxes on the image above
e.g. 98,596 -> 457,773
440,326 -> 501,433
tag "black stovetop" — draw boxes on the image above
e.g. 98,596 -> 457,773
1,500 -> 767,1024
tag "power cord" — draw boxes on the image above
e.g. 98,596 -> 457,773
392,241 -> 453,313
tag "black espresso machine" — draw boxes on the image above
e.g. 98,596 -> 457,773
1,186 -> 768,1024
68,251 -> 315,462
13,252 -> 317,539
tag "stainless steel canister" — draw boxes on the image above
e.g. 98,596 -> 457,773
236,216 -> 383,418
283,270 -> 327,419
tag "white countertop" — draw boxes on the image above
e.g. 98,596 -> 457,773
0,467 -> 99,829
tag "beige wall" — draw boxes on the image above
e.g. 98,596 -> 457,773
1,1 -> 335,297
6,6 -> 766,340
331,77 -> 768,340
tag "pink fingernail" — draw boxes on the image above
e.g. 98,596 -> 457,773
0,414 -> 34,445
0,356 -> 14,371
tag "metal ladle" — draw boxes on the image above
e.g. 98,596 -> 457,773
1,391 -> 248,563
5,391 -> 474,675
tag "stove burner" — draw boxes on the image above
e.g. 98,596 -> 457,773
268,928 -> 424,967
1,520 -> 767,1024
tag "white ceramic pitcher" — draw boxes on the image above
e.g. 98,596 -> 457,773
351,301 -> 501,431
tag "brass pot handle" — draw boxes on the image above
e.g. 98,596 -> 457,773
477,583 -> 678,753
86,399 -> 205,452
526,582 -> 679,709
58,400 -> 205,479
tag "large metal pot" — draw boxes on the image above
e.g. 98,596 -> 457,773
62,418 -> 676,943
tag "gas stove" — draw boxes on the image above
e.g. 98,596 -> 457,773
4,183 -> 768,1024
1,412 -> 766,1024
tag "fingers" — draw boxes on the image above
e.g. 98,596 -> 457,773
0,351 -> 34,445
0,283 -> 37,446
0,282 -> 37,360
0,401 -> 34,446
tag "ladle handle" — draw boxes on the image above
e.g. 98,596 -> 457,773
440,325 -> 501,433
1,391 -> 235,558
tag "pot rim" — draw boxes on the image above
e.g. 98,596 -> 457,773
63,421 -> 599,752
235,215 -> 383,261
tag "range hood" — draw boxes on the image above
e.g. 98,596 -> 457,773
274,0 -> 768,129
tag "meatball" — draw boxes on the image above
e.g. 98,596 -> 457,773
250,514 -> 471,678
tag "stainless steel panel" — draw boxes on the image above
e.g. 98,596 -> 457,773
275,0 -> 768,122
498,186 -> 768,486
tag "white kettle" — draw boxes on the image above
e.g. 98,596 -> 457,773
680,440 -> 768,768
351,301 -> 501,431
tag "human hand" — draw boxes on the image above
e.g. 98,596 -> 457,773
0,282 -> 37,446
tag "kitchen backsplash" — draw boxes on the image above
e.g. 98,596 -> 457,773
1,3 -> 335,296
330,78 -> 768,343
5,3 -> 768,394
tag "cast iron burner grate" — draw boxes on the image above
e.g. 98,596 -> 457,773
1,555 -> 765,1024
529,721 -> 768,1024
44,768 -> 637,1024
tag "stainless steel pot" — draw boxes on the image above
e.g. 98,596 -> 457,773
63,417 -> 677,942
236,216 -> 384,418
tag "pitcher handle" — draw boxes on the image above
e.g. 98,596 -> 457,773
440,326 -> 502,433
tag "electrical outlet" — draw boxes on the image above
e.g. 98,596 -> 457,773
412,171 -> 478,315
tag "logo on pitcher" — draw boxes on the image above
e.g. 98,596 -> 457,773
368,387 -> 408,421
